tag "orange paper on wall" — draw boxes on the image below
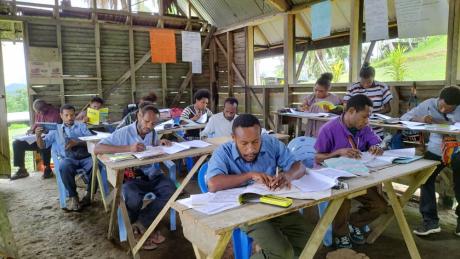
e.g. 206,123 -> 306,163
149,29 -> 176,63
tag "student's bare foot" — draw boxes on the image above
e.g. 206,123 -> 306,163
151,230 -> 166,244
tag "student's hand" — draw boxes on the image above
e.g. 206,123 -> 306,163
250,172 -> 273,187
159,139 -> 172,146
269,174 -> 291,190
423,115 -> 433,124
335,148 -> 361,159
83,116 -> 89,123
130,142 -> 146,152
27,129 -> 34,135
369,145 -> 383,155
322,105 -> 331,112
35,127 -> 44,138
191,111 -> 202,121
65,139 -> 80,150
299,105 -> 309,112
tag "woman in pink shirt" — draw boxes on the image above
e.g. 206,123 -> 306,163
300,73 -> 343,137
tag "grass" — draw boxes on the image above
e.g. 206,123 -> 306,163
8,123 -> 34,174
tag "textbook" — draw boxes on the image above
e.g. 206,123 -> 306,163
314,101 -> 337,110
87,108 -> 109,125
323,157 -> 370,176
292,168 -> 357,192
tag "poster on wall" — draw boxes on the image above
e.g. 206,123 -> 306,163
28,47 -> 62,85
311,0 -> 332,40
181,31 -> 202,74
395,0 -> 448,38
150,29 -> 177,63
364,0 -> 389,41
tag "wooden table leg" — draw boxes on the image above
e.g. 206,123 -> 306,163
90,154 -> 98,201
192,231 -> 232,259
384,181 -> 421,259
299,197 -> 345,259
107,169 -> 123,240
367,166 -> 436,243
295,118 -> 302,137
96,167 -> 109,212
132,155 -> 209,256
274,113 -> 280,133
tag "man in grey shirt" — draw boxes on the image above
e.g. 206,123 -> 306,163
400,86 -> 460,237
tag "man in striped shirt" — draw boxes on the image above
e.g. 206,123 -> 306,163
343,62 -> 393,139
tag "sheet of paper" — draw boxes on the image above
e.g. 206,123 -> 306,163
191,58 -> 202,74
161,142 -> 190,154
194,202 -> 240,215
384,148 -> 416,158
291,172 -> 337,192
311,0 -> 332,40
14,134 -> 37,145
190,192 -> 215,206
210,187 -> 246,203
244,182 -> 301,196
310,168 -> 358,179
133,146 -> 165,160
364,0 -> 389,41
400,120 -> 426,127
395,0 -> 448,38
285,190 -> 332,200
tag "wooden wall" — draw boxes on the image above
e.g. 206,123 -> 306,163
26,22 -> 211,121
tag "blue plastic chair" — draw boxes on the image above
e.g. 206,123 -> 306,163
287,137 -> 333,247
197,162 -> 253,259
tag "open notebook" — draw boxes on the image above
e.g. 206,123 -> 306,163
360,148 -> 422,168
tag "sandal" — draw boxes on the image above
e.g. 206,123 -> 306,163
132,223 -> 164,250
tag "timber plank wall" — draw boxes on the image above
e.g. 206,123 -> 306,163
26,22 -> 210,121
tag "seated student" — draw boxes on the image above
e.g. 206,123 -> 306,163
94,105 -> 175,250
343,62 -> 393,139
314,94 -> 388,249
11,99 -> 61,180
75,96 -> 105,123
36,104 -> 94,211
200,97 -> 238,138
117,92 -> 158,129
400,86 -> 460,236
206,114 -> 308,259
180,89 -> 213,140
300,72 -> 343,137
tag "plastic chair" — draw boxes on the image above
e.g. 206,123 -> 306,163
287,137 -> 333,246
51,152 -> 68,209
197,162 -> 253,259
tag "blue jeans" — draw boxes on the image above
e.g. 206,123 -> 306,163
122,174 -> 176,228
59,157 -> 93,197
421,152 -> 460,225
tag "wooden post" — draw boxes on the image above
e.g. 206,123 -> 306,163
349,0 -> 363,83
128,28 -> 136,103
56,24 -> 65,105
283,14 -> 295,107
227,31 -> 234,97
0,42 -> 12,177
364,40 -> 376,64
296,42 -> 309,82
263,88 -> 269,128
95,22 -> 102,97
209,39 -> 217,112
446,0 -> 460,85
245,26 -> 255,113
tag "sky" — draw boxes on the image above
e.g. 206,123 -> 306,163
1,41 -> 26,87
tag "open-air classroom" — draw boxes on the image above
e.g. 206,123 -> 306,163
1,0 -> 460,259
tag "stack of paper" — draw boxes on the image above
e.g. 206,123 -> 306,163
324,157 -> 370,176
79,131 -> 111,141
360,148 -> 421,168
132,146 -> 165,160
292,168 -> 357,192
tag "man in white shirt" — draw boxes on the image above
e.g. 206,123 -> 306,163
201,97 -> 238,138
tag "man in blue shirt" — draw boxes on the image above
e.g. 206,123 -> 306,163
401,86 -> 460,237
206,114 -> 308,259
36,104 -> 94,211
94,104 -> 175,250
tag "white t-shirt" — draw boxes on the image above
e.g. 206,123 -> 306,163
200,112 -> 237,138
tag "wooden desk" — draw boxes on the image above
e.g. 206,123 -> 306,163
99,134 -> 289,258
173,159 -> 439,259
273,111 -> 460,137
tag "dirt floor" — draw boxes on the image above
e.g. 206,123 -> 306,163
1,171 -> 459,259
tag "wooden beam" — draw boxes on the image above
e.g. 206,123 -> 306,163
209,39 -> 217,112
364,40 -> 376,64
246,26 -> 255,113
266,0 -> 291,12
56,24 -> 65,105
103,51 -> 151,97
0,40 -> 12,177
172,27 -> 215,105
95,22 -> 102,98
349,0 -> 363,83
128,28 -> 136,103
283,13 -> 295,106
215,37 -> 246,84
296,42 -> 309,82
446,0 -> 460,85
227,32 -> 234,97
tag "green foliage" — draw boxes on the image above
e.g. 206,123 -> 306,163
6,89 -> 29,113
330,60 -> 344,83
385,44 -> 408,81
